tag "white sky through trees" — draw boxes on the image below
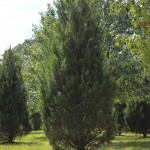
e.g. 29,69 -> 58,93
0,0 -> 54,57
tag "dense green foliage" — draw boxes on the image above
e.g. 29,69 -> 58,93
114,98 -> 126,136
124,75 -> 150,137
106,0 -> 150,137
13,40 -> 42,115
30,112 -> 42,131
0,48 -> 31,143
37,1 -> 116,150
125,101 -> 150,138
110,0 -> 150,74
0,0 -> 149,149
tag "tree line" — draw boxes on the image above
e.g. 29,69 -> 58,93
0,0 -> 149,149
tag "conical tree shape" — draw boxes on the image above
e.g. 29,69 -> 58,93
41,0 -> 115,149
0,48 -> 31,142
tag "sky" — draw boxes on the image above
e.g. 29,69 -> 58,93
0,0 -> 54,57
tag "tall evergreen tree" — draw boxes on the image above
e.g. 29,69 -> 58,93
124,75 -> 150,138
0,48 -> 31,143
41,1 -> 115,149
125,101 -> 150,138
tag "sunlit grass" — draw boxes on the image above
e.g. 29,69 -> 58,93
0,131 -> 150,150
100,132 -> 150,150
0,130 -> 52,150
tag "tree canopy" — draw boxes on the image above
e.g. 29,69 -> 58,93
0,48 -> 31,142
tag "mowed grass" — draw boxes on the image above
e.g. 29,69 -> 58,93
0,131 -> 150,150
0,131 -> 52,150
101,132 -> 150,150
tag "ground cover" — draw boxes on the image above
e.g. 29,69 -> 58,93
101,132 -> 150,150
0,131 -> 52,150
0,131 -> 149,150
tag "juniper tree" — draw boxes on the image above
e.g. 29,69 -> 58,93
125,76 -> 150,138
40,1 -> 115,149
125,101 -> 150,138
0,48 -> 31,142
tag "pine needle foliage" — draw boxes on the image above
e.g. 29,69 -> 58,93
41,1 -> 115,149
0,48 -> 31,143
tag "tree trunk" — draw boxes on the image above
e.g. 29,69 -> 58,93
118,125 -> 122,136
118,131 -> 121,136
8,135 -> 13,143
77,145 -> 85,150
77,148 -> 85,150
143,132 -> 147,138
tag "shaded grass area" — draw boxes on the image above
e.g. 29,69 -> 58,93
0,131 -> 150,150
101,132 -> 150,150
0,131 -> 52,150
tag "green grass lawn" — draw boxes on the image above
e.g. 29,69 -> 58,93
101,132 -> 150,150
0,131 -> 52,150
0,131 -> 150,150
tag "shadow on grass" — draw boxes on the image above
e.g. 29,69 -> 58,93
116,134 -> 125,136
34,136 -> 47,141
104,141 -> 150,149
29,131 -> 43,134
0,141 -> 41,146
135,136 -> 150,139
